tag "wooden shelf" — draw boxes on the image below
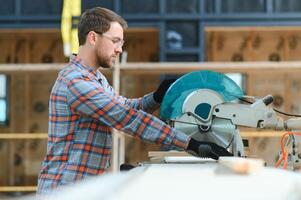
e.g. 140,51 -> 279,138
0,133 -> 48,139
0,63 -> 112,73
119,61 -> 301,74
241,131 -> 284,138
0,186 -> 36,192
1,61 -> 301,74
205,26 -> 301,32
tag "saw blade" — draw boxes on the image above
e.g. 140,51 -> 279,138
174,118 -> 236,148
160,70 -> 244,120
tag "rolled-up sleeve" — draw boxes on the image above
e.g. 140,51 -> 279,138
67,77 -> 189,150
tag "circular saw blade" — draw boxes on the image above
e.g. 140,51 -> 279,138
160,70 -> 244,120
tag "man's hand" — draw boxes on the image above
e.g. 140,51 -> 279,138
187,138 -> 233,160
153,79 -> 177,103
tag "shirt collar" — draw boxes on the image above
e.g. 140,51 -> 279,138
69,54 -> 98,75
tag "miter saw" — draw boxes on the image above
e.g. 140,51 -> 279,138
160,70 -> 301,170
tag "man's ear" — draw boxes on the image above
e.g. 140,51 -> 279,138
87,31 -> 97,45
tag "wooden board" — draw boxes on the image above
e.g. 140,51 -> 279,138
124,28 -> 159,62
247,74 -> 287,111
206,26 -> 301,61
0,29 -> 67,64
218,157 -> 264,174
0,141 -> 9,185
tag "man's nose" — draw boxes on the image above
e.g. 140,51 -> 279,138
115,46 -> 122,53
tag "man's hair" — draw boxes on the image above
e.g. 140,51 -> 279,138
78,7 -> 128,45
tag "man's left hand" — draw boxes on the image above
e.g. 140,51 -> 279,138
153,79 -> 177,103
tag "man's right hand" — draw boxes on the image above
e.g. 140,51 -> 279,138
187,138 -> 233,160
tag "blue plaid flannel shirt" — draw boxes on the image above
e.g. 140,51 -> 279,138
37,55 -> 190,193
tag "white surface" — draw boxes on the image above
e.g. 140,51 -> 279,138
110,164 -> 301,200
163,156 -> 214,163
32,162 -> 301,200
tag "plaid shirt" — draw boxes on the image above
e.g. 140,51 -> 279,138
37,55 -> 189,193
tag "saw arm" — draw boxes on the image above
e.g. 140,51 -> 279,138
214,95 -> 301,131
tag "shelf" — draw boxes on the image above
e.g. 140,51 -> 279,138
241,131 -> 284,138
0,186 -> 36,192
0,133 -> 47,139
118,61 -> 301,75
2,61 -> 301,74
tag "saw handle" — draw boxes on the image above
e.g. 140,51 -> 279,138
198,144 -> 218,160
262,94 -> 273,105
187,138 -> 233,160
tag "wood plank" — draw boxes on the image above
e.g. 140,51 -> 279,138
0,186 -> 36,192
0,133 -> 48,139
0,28 -> 60,34
240,131 -> 284,138
0,64 -> 113,75
1,62 -> 301,73
148,151 -> 190,158
119,62 -> 301,74
205,26 -> 301,32
218,157 -> 264,174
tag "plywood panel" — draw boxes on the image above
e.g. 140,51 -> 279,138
247,74 -> 286,111
206,26 -> 301,62
124,135 -> 161,164
24,140 -> 47,185
12,140 -> 26,186
0,29 -> 67,64
0,35 -> 15,63
124,28 -> 159,62
244,31 -> 286,61
248,137 -> 281,167
206,30 -> 249,61
11,74 -> 27,132
29,73 -> 55,120
289,76 -> 301,114
286,33 -> 301,60
29,33 -> 67,63
0,141 -> 9,185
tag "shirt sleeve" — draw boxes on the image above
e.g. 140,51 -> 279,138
110,86 -> 159,113
66,76 -> 189,150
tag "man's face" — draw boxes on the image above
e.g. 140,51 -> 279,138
95,22 -> 124,68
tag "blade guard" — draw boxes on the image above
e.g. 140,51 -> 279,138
160,70 -> 244,120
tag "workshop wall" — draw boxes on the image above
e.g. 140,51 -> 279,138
1,26 -> 301,187
206,27 -> 301,62
0,72 -> 57,186
0,30 -> 67,64
0,31 -> 64,181
123,28 -> 159,62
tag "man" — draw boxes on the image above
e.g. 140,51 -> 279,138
37,7 -> 232,194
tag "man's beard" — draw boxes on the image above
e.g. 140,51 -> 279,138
97,51 -> 116,69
